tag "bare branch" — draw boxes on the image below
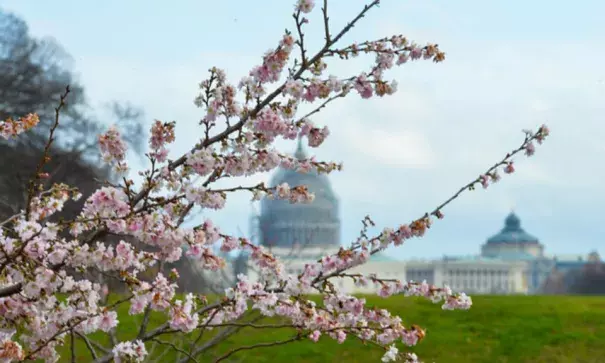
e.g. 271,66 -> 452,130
150,338 -> 200,363
213,335 -> 303,363
25,85 -> 70,218
322,0 -> 331,43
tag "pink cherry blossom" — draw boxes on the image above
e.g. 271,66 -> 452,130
0,113 -> 40,139
98,126 -> 128,172
113,340 -> 147,363
296,0 -> 315,13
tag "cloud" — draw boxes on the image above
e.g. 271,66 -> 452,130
340,125 -> 435,169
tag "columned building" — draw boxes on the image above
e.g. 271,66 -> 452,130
405,212 -> 548,294
405,257 -> 528,294
404,212 -> 601,294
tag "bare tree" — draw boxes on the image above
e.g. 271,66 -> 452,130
0,8 -> 145,223
568,258 -> 605,295
0,8 -> 144,155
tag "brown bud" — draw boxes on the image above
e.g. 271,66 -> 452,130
411,324 -> 426,341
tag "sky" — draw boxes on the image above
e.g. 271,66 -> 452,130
3,0 -> 605,260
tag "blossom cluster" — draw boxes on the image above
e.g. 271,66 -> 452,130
0,113 -> 40,139
112,340 -> 147,363
98,126 -> 129,173
148,120 -> 176,162
0,1 -> 551,362
478,125 -> 550,190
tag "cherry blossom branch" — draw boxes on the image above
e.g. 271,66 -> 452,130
347,124 -> 549,253
25,86 -> 70,218
137,262 -> 165,340
426,128 -> 546,220
0,0 -> 384,301
153,0 -> 381,179
21,293 -> 137,360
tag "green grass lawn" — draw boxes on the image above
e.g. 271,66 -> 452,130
56,295 -> 605,362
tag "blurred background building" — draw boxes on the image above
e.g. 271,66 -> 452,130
236,142 -> 604,295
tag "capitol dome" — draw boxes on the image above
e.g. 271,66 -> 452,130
486,213 -> 539,244
258,139 -> 340,249
481,212 -> 544,259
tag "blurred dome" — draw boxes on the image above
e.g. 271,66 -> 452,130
486,212 -> 539,244
259,139 -> 340,249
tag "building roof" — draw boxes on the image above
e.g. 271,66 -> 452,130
486,212 -> 540,244
407,255 -> 528,266
265,139 -> 338,207
258,139 -> 340,248
486,251 -> 538,261
370,252 -> 399,262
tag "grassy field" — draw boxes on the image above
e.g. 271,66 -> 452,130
57,295 -> 605,362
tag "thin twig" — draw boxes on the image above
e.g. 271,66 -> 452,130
180,314 -> 265,363
322,0 -> 331,43
297,90 -> 346,121
25,86 -> 70,218
213,335 -> 302,363
202,322 -> 296,329
75,332 -> 100,360
70,329 -> 76,363
150,338 -> 200,363
0,212 -> 22,228
294,10 -> 308,67
137,262 -> 164,340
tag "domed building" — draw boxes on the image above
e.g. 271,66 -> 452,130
481,212 -> 545,259
245,140 -> 405,292
404,212 -> 604,295
258,139 -> 341,254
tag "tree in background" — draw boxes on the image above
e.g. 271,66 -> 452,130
0,8 -> 271,299
0,8 -> 144,221
569,252 -> 605,295
0,1 -> 550,362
